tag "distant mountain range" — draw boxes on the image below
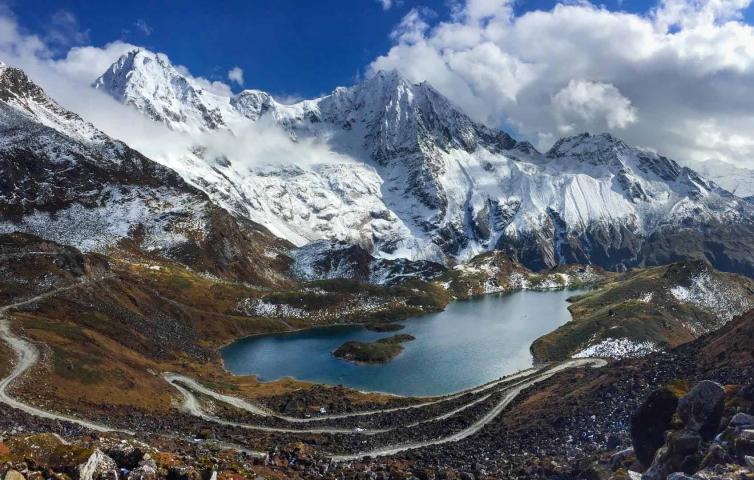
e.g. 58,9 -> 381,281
88,49 -> 754,276
0,51 -> 750,280
682,157 -> 754,200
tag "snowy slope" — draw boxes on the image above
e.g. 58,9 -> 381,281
93,49 -> 754,274
682,158 -> 754,199
0,62 -> 291,286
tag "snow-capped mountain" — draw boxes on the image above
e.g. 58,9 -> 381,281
0,62 -> 291,287
93,49 -> 754,276
682,158 -> 754,199
92,50 -> 244,134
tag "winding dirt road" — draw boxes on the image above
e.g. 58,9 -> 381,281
165,359 -> 606,461
330,358 -> 607,461
0,281 -> 607,462
0,282 -> 128,433
163,365 -> 542,424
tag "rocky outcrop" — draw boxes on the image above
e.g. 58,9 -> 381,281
77,449 -> 118,480
676,381 -> 726,440
631,386 -> 681,467
626,379 -> 754,479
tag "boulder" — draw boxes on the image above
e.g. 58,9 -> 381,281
103,440 -> 149,469
699,443 -> 729,469
4,470 -> 24,480
642,430 -> 701,480
676,381 -> 725,440
129,454 -> 158,480
610,448 -> 636,471
735,429 -> 754,458
631,387 -> 680,467
166,466 -> 201,480
729,413 -> 754,429
78,449 -> 118,480
5,433 -> 91,476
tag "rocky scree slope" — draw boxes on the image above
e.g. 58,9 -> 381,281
0,63 -> 291,287
94,49 -> 754,277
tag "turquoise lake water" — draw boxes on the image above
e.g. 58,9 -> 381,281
221,289 -> 585,396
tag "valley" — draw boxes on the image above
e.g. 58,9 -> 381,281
0,55 -> 752,480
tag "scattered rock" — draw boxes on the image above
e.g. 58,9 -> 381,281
735,429 -> 754,458
129,454 -> 158,480
642,429 -> 701,480
665,473 -> 694,480
699,443 -> 729,469
730,413 -> 754,429
610,447 -> 635,471
102,439 -> 149,469
166,466 -> 201,480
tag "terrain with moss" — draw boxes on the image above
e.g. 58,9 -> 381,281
437,251 -> 610,300
0,232 -> 448,419
332,334 -> 416,364
531,260 -> 754,361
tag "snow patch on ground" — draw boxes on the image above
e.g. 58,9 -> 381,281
669,272 -> 753,323
0,186 -> 204,254
572,338 -> 660,359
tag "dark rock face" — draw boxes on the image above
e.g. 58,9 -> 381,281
676,380 -> 726,440
290,239 -> 445,285
631,387 -> 681,467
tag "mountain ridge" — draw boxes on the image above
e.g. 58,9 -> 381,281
0,63 -> 293,287
87,49 -> 754,277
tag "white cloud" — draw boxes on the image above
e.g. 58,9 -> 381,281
53,41 -> 137,82
227,66 -> 244,86
370,0 -> 754,167
552,80 -> 637,132
378,0 -> 393,10
45,10 -> 89,50
133,19 -> 153,36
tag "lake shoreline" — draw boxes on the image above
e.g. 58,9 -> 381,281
220,287 -> 591,397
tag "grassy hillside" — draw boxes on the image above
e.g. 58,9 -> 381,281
531,260 -> 754,361
0,233 -> 448,418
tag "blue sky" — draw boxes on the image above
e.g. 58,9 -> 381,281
10,0 -> 645,98
3,0 -> 754,168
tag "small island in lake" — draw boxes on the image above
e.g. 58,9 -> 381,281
332,334 -> 416,364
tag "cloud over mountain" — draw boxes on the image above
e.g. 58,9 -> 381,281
369,0 -> 754,168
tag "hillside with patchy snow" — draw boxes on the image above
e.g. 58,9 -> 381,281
0,63 -> 291,287
531,260 -> 754,361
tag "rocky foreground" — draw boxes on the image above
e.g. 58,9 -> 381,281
0,307 -> 751,479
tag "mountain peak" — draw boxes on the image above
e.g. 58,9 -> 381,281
546,132 -> 630,159
231,89 -> 275,121
0,64 -> 47,103
93,48 -> 228,133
